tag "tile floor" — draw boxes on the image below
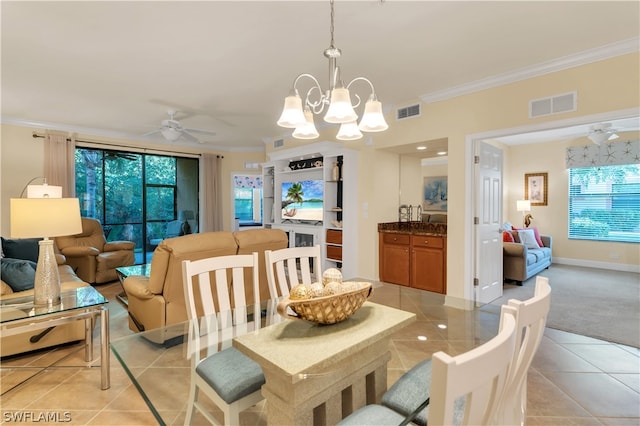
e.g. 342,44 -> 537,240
1,281 -> 638,425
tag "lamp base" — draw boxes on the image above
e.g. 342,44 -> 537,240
34,238 -> 61,306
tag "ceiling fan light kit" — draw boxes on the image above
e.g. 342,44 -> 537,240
145,109 -> 216,143
276,0 -> 388,141
587,123 -> 619,145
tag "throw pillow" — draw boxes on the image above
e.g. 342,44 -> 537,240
503,231 -> 515,243
0,258 -> 37,292
512,225 -> 544,247
517,229 -> 541,249
1,237 -> 41,263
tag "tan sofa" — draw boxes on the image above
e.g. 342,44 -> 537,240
0,255 -> 90,357
123,229 -> 288,338
55,217 -> 135,284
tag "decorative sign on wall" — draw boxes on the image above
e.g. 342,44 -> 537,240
288,157 -> 323,171
423,176 -> 448,211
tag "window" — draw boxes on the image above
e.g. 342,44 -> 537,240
568,165 -> 640,243
233,175 -> 262,226
75,148 -> 198,264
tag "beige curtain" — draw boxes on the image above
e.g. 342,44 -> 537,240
44,133 -> 75,197
202,153 -> 223,231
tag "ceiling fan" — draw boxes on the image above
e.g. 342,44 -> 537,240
587,123 -> 619,145
144,110 -> 216,143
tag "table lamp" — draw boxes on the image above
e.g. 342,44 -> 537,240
179,210 -> 194,235
516,199 -> 532,228
10,197 -> 82,306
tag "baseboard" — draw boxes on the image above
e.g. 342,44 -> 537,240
552,258 -> 640,274
444,294 -> 475,311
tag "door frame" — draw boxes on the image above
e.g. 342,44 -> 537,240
462,107 -> 639,307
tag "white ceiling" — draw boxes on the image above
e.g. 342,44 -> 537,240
2,1 -> 639,152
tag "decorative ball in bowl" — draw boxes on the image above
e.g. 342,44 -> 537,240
277,281 -> 373,325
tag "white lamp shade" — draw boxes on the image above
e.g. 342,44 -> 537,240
336,121 -> 363,141
358,99 -> 389,132
292,109 -> 319,140
277,94 -> 305,128
160,127 -> 182,141
11,198 -> 82,238
323,87 -> 357,124
516,200 -> 531,212
27,184 -> 62,198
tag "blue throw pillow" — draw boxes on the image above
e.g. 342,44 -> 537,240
1,237 -> 41,263
1,258 -> 37,292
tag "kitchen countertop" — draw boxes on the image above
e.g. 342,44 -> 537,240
378,221 -> 447,236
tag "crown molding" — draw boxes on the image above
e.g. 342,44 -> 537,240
1,116 -> 264,153
421,37 -> 640,104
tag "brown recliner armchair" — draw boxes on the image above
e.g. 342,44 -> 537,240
55,217 -> 135,284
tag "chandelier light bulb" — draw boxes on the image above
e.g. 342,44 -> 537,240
336,121 -> 363,141
323,87 -> 358,124
358,98 -> 389,132
277,94 -> 305,128
292,109 -> 319,140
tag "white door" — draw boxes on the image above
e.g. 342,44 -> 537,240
475,141 -> 503,304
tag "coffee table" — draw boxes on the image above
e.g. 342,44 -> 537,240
0,286 -> 110,390
115,263 -> 151,306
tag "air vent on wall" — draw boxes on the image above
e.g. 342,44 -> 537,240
273,139 -> 284,149
397,104 -> 421,120
529,91 -> 576,118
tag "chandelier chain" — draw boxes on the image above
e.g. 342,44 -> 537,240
329,0 -> 335,48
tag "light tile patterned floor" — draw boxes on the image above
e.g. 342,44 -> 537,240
1,281 -> 638,425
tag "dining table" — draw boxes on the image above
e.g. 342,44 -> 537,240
110,296 -> 416,425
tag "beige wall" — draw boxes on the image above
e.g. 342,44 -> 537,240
268,52 -> 640,300
3,52 -> 638,301
0,123 -> 261,235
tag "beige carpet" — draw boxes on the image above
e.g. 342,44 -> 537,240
490,264 -> 640,348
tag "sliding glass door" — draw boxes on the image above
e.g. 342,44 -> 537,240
75,148 -> 198,264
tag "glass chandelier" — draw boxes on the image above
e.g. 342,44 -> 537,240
277,0 -> 388,141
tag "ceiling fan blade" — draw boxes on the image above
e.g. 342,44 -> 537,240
184,127 -> 216,136
181,131 -> 200,143
142,129 -> 161,137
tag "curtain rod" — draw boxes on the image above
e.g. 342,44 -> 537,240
31,132 -> 223,158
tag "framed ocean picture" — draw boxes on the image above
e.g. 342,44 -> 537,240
423,176 -> 448,211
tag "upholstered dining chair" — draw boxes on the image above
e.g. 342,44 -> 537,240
337,309 -> 518,425
264,245 -> 322,297
181,252 -> 267,426
377,276 -> 551,426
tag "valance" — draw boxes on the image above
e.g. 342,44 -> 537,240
234,175 -> 262,189
566,139 -> 640,168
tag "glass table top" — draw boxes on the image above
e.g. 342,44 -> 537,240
0,286 -> 108,324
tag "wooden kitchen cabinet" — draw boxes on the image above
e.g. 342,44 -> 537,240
379,233 -> 410,286
411,235 -> 446,293
379,231 -> 446,294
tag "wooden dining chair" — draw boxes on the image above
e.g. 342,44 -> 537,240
495,275 -> 551,425
378,276 -> 552,426
181,252 -> 266,426
264,245 -> 322,297
337,309 -> 518,425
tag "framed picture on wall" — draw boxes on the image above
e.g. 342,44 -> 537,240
423,176 -> 448,211
525,172 -> 548,206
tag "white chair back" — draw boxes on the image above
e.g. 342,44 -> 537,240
428,311 -> 517,425
495,275 -> 551,425
265,245 -> 322,297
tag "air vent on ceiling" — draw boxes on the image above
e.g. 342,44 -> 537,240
273,138 -> 284,149
397,104 -> 421,120
529,91 -> 576,118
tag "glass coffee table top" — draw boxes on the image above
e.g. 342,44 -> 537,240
0,286 -> 108,323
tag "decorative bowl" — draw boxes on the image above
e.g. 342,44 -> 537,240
276,281 -> 373,325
